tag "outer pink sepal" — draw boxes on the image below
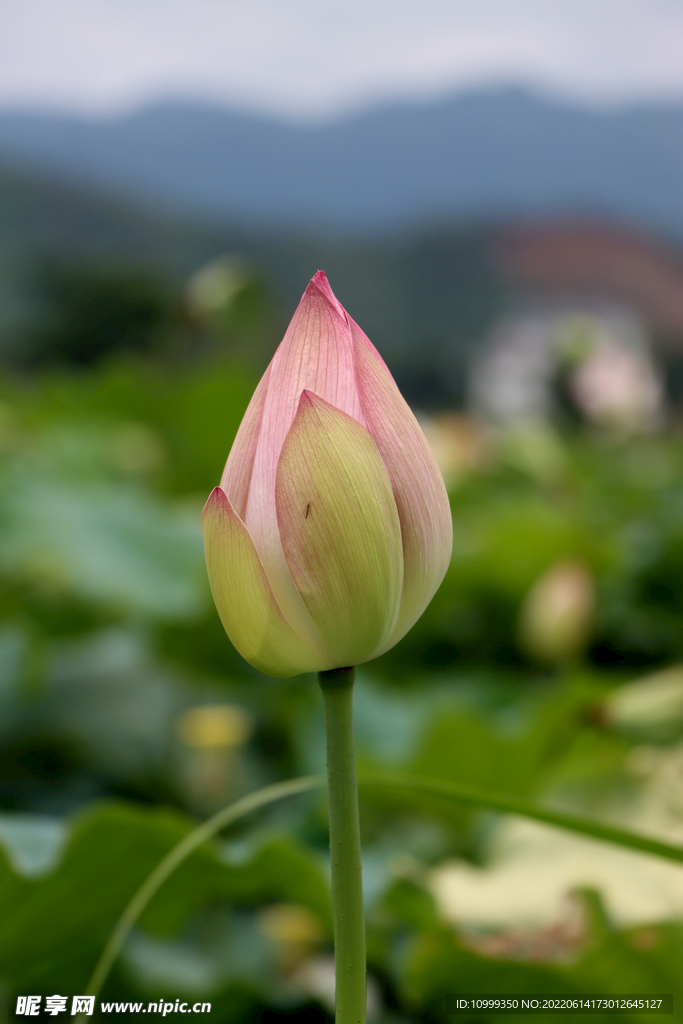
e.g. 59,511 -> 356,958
352,329 -> 453,651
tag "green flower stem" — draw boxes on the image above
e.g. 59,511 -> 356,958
319,666 -> 366,1024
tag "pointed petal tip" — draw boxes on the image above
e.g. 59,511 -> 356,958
309,269 -> 329,290
304,270 -> 345,317
202,485 -> 227,518
296,389 -> 333,416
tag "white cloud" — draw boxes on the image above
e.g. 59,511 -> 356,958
0,0 -> 681,119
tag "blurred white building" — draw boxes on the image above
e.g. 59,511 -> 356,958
470,304 -> 664,431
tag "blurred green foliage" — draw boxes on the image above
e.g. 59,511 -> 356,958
0,163 -> 503,407
2,263 -> 683,1023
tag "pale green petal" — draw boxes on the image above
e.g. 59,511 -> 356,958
202,487 -> 330,677
276,392 -> 403,667
239,272 -> 363,659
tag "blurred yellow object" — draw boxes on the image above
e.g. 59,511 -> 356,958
604,666 -> 683,741
419,413 -> 490,485
259,902 -> 325,945
176,704 -> 254,812
258,903 -> 325,973
518,559 -> 594,665
177,703 -> 253,750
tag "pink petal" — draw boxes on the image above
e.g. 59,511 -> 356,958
352,329 -> 453,652
347,312 -> 394,375
220,364 -> 270,519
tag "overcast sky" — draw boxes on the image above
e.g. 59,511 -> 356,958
1,0 -> 682,122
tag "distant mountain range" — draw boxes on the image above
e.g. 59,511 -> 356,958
0,88 -> 681,237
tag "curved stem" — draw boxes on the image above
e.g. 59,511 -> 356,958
83,775 -> 322,1003
319,666 -> 366,1024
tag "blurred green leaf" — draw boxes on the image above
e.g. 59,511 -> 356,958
409,686 -> 581,797
0,462 -> 205,619
0,801 -> 330,994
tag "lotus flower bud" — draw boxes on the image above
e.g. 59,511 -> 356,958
202,272 -> 452,676
518,559 -> 594,665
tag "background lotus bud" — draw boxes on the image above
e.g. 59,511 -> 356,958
518,559 -> 594,666
176,703 -> 254,812
202,271 -> 452,677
